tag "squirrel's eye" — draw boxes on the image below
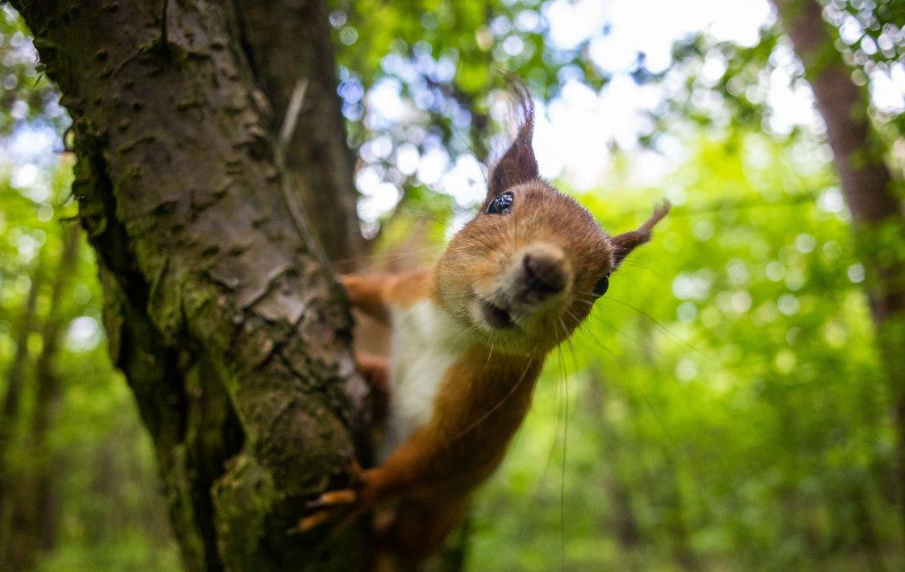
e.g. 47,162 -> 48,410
593,275 -> 610,297
487,192 -> 514,215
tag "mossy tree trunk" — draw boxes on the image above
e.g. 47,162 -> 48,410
773,0 -> 905,533
10,1 -> 373,571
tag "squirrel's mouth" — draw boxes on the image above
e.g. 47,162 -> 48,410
479,300 -> 516,330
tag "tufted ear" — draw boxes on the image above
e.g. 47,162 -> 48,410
485,82 -> 539,204
611,202 -> 671,267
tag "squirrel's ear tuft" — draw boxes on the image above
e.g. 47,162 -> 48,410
611,201 -> 671,267
486,81 -> 538,201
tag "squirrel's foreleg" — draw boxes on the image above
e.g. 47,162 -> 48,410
341,274 -> 395,323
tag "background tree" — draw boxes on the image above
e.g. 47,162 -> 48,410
1,224 -> 79,570
771,0 -> 905,530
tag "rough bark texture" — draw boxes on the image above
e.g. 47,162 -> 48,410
236,0 -> 363,268
10,1 -> 372,570
773,0 -> 905,529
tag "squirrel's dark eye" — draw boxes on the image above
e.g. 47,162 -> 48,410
593,275 -> 610,297
487,192 -> 513,215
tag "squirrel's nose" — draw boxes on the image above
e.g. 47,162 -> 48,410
519,246 -> 568,302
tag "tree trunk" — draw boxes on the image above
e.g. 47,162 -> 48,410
772,0 -> 905,532
235,0 -> 363,269
0,255 -> 43,547
10,1 -> 372,571
851,486 -> 889,572
584,377 -> 641,551
1,225 -> 79,571
660,458 -> 698,572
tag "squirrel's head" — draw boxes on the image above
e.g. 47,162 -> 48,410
435,85 -> 669,356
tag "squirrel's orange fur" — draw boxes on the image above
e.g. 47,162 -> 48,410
300,86 -> 669,570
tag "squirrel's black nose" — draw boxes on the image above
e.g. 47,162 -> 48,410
520,249 -> 567,302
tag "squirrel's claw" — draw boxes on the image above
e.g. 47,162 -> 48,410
290,463 -> 375,536
292,488 -> 360,535
306,488 -> 358,510
293,511 -> 334,535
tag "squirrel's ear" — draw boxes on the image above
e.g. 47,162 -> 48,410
610,202 -> 671,267
486,83 -> 538,201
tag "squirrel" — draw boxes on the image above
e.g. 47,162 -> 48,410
299,84 -> 669,570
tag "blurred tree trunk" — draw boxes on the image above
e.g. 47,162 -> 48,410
0,256 -> 43,549
1,225 -> 79,571
773,0 -> 905,530
30,226 -> 81,553
584,377 -> 640,551
235,0 -> 363,270
851,487 -> 889,572
661,458 -> 698,572
10,1 -> 373,571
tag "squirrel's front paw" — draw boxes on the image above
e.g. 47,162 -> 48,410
292,461 -> 378,535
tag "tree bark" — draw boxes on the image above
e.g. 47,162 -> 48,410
772,0 -> 905,531
234,0 -> 363,269
10,1 -> 372,571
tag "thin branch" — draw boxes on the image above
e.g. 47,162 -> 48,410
279,78 -> 309,150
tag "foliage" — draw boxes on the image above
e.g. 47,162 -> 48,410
651,1 -> 905,143
0,6 -> 68,137
329,0 -> 611,235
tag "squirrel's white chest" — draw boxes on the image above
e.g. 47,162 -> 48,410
378,299 -> 469,461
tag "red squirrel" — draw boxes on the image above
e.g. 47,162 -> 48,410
300,85 -> 669,569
